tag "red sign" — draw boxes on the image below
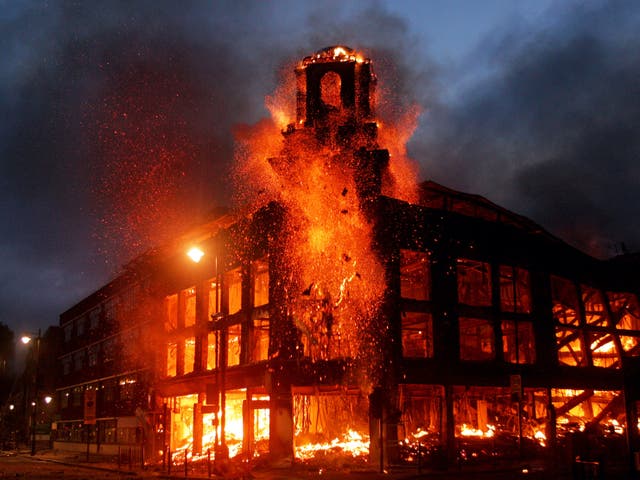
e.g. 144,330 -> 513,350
84,389 -> 96,425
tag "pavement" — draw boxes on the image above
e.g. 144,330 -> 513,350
3,448 -> 636,479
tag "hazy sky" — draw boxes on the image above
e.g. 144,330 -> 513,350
1,0 -> 639,334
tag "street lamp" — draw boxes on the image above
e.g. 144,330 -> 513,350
21,329 -> 41,456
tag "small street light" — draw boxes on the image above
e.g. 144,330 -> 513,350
20,329 -> 41,456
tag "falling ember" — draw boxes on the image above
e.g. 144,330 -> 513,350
234,45 -> 420,389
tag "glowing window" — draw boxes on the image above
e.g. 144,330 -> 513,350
226,269 -> 242,315
253,317 -> 270,362
184,287 -> 196,328
227,324 -> 241,366
589,332 -> 621,368
457,259 -> 492,306
184,337 -> 196,374
551,389 -> 626,438
499,266 -> 531,313
206,332 -> 217,370
166,342 -> 177,377
208,279 -> 220,317
501,320 -> 536,364
401,311 -> 433,358
253,260 -> 269,307
165,294 -> 178,331
618,335 -> 640,356
555,327 -> 587,366
551,276 -> 580,326
581,285 -> 610,326
608,292 -> 640,331
400,250 -> 430,301
459,317 -> 495,361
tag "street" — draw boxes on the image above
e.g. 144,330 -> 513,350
0,452 -> 125,479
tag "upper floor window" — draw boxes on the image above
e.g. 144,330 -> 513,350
89,308 -> 100,331
499,266 -> 532,313
401,311 -> 433,358
457,259 -> 491,306
608,292 -> 640,331
184,287 -> 196,327
253,259 -> 269,307
165,294 -> 178,331
206,332 -> 217,370
184,337 -> 196,374
73,350 -> 84,371
400,250 -> 430,301
166,342 -> 177,377
252,317 -> 269,362
62,355 -> 72,375
581,286 -> 610,327
459,317 -> 495,361
76,317 -> 85,337
227,324 -> 241,366
226,268 -> 242,315
87,344 -> 99,367
551,276 -> 580,326
208,279 -> 220,318
64,324 -> 73,343
501,320 -> 535,364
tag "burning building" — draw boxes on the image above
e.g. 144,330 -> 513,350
54,47 -> 640,475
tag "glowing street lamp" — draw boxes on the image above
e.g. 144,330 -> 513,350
21,329 -> 41,456
187,246 -> 205,263
44,396 -> 52,405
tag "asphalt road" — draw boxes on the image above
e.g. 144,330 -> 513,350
0,452 -> 125,479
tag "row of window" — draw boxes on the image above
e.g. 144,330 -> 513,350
58,374 -> 141,409
162,250 -> 640,375
55,419 -> 140,445
60,327 -> 142,375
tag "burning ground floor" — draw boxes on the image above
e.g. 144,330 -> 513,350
155,374 -> 636,473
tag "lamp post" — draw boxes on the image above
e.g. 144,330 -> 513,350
187,246 -> 228,459
21,329 -> 41,456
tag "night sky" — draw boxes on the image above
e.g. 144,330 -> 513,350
1,0 -> 639,335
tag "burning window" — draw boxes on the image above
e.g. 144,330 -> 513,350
552,389 -> 626,441
400,250 -> 430,301
555,327 -> 587,366
459,317 -> 495,361
453,386 -> 549,460
208,279 -> 220,317
618,334 -> 640,356
551,276 -> 580,326
457,259 -> 491,306
401,311 -> 433,358
499,266 -> 531,313
184,337 -> 196,374
608,291 -> 640,330
252,317 -> 269,362
166,342 -> 177,376
253,259 -> 269,307
501,320 -> 536,364
119,376 -> 137,400
206,332 -> 217,370
293,389 -> 370,462
397,384 -> 444,463
227,324 -> 241,366
184,287 -> 196,327
226,268 -> 242,315
589,332 -> 621,368
165,294 -> 178,331
169,394 -> 197,457
581,285 -> 610,326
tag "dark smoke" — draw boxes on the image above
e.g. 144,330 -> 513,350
413,0 -> 640,257
0,1 -> 424,331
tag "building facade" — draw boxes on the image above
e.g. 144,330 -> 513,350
55,47 -> 640,475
